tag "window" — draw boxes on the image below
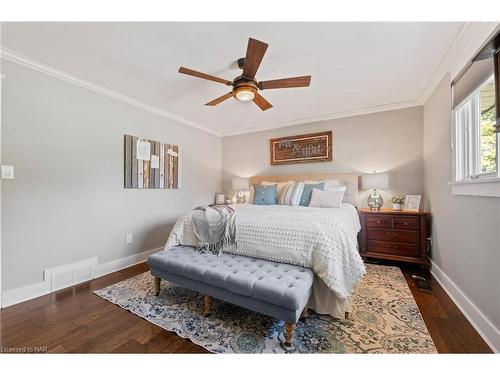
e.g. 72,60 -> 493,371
454,76 -> 499,181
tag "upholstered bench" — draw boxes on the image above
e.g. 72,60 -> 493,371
148,246 -> 314,346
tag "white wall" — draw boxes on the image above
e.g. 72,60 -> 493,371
1,60 -> 221,291
423,73 -> 500,351
222,107 -> 424,207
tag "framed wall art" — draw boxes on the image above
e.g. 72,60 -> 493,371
124,134 -> 180,189
269,131 -> 333,165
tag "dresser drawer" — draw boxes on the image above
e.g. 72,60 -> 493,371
367,240 -> 419,257
393,216 -> 419,230
367,228 -> 419,243
366,215 -> 392,228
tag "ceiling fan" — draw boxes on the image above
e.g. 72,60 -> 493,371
178,37 -> 311,111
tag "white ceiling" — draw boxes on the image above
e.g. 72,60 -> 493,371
2,22 -> 465,136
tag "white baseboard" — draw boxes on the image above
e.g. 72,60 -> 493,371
1,278 -> 51,308
94,248 -> 161,278
430,260 -> 500,353
1,247 -> 162,308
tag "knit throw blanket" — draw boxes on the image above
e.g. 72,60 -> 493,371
191,205 -> 236,255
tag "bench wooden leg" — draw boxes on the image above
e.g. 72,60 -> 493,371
203,295 -> 213,317
345,311 -> 351,320
284,322 -> 295,347
154,277 -> 161,296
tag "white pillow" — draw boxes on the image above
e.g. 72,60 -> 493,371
323,179 -> 342,191
308,188 -> 345,208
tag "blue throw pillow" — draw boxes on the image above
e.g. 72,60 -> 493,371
299,182 -> 325,206
253,184 -> 278,205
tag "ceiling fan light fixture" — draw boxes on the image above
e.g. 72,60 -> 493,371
179,37 -> 311,111
234,87 -> 256,102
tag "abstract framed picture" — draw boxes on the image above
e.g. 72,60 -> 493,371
124,134 -> 180,189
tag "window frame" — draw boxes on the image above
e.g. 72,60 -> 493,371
452,75 -> 499,183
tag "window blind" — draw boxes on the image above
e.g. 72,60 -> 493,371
467,28 -> 500,131
452,57 -> 494,109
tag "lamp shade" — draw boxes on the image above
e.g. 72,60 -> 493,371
362,173 -> 389,190
232,177 -> 249,191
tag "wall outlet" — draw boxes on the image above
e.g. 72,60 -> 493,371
126,233 -> 133,244
1,165 -> 15,180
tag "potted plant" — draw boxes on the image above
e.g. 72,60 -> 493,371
391,196 -> 405,211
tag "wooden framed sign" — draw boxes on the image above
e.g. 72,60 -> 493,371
270,131 -> 333,165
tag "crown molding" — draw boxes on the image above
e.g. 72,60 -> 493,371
221,98 -> 421,137
0,47 -> 221,137
417,22 -> 500,106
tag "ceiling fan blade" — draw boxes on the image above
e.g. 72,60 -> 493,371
252,92 -> 273,111
179,67 -> 232,85
205,92 -> 234,106
242,38 -> 269,80
258,75 -> 311,90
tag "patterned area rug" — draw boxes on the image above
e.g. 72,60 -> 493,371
94,264 -> 436,353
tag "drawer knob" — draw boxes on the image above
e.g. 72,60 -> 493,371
376,220 -> 381,224
404,222 -> 408,226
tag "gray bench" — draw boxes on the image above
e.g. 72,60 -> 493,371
148,246 -> 314,346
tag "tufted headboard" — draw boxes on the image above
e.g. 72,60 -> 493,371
249,173 -> 359,207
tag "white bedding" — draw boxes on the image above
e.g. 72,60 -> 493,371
165,203 -> 365,305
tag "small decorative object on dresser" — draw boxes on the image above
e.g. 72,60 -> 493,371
359,208 -> 431,267
391,196 -> 405,211
404,195 -> 421,212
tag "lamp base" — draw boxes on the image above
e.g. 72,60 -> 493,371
367,189 -> 384,210
236,192 -> 246,204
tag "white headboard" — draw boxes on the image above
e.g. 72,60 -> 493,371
249,173 -> 359,206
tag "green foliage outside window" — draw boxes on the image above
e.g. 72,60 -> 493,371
480,107 -> 497,174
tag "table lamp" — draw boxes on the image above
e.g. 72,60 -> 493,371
232,177 -> 249,203
362,173 -> 389,211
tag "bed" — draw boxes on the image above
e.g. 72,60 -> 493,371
164,173 -> 365,319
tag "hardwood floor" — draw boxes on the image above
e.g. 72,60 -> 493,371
399,262 -> 493,353
0,261 -> 492,353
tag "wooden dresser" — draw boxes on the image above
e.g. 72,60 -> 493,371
358,208 -> 431,266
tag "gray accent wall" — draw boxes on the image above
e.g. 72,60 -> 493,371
1,61 -> 221,290
222,107 -> 424,207
423,74 -> 500,338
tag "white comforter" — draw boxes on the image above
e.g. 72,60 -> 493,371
165,203 -> 365,301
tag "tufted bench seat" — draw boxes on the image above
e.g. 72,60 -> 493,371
148,246 -> 314,346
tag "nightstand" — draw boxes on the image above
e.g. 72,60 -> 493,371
358,208 -> 431,267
